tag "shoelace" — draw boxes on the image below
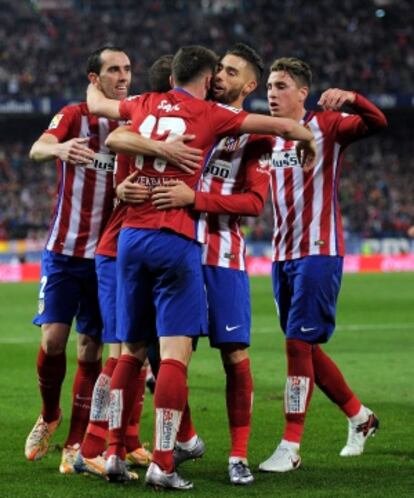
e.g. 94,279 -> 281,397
232,461 -> 251,477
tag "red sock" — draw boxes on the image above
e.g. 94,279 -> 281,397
313,345 -> 362,417
64,358 -> 101,447
153,359 -> 187,473
37,347 -> 66,423
283,339 -> 314,444
224,358 -> 253,459
176,400 -> 196,444
107,354 -> 143,460
125,365 -> 147,453
81,356 -> 117,458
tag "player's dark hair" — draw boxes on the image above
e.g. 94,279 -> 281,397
86,45 -> 127,75
270,57 -> 312,88
172,45 -> 218,86
225,43 -> 264,82
148,54 -> 173,92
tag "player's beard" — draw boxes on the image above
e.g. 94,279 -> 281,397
214,85 -> 243,105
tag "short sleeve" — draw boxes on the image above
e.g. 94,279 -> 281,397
119,95 -> 142,121
44,105 -> 78,142
208,102 -> 248,137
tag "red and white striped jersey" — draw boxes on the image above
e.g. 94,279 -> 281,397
196,134 -> 272,270
44,103 -> 121,259
270,93 -> 387,261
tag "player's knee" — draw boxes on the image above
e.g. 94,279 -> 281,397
220,344 -> 249,365
41,323 -> 70,355
77,333 -> 102,361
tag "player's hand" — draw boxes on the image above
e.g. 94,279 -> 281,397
407,226 -> 414,238
151,180 -> 196,210
116,171 -> 150,203
58,137 -> 95,165
318,88 -> 356,111
296,137 -> 317,172
158,135 -> 202,174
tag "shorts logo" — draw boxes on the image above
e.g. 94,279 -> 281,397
38,299 -> 45,315
300,326 -> 316,333
225,324 -> 241,332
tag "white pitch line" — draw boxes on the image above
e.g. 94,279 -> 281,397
253,322 -> 414,334
1,323 -> 413,343
0,336 -> 77,344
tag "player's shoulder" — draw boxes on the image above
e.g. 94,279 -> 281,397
309,109 -> 345,135
209,101 -> 245,115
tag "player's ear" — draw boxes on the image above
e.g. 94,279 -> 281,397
298,85 -> 309,104
243,79 -> 257,97
88,72 -> 99,85
204,74 -> 212,94
169,75 -> 174,89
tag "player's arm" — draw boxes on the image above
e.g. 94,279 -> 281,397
86,83 -> 122,120
106,126 -> 203,173
152,136 -> 271,214
239,114 -> 316,171
29,133 -> 95,164
318,88 -> 388,144
152,180 -> 266,215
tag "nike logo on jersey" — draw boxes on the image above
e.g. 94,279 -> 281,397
300,326 -> 317,333
226,325 -> 241,332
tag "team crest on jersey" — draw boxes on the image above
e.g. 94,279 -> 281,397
271,150 -> 300,169
48,113 -> 64,129
38,299 -> 45,315
223,136 -> 240,152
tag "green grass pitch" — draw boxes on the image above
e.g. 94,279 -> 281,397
0,273 -> 413,497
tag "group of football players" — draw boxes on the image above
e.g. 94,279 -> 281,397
24,42 -> 387,490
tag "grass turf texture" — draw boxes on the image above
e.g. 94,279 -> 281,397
0,273 -> 413,497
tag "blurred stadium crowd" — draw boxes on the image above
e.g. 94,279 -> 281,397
1,0 -> 413,97
0,0 -> 413,242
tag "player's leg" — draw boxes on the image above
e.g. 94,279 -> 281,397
204,265 -> 253,484
104,228 -> 152,482
77,255 -> 120,469
74,342 -> 120,478
61,260 -> 103,473
26,250 -> 80,461
145,231 -> 206,491
313,345 -> 379,456
125,361 -> 153,467
260,257 -> 341,472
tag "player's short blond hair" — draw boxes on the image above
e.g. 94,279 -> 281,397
270,58 -> 312,89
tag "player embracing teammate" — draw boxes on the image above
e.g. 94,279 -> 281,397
259,58 -> 387,472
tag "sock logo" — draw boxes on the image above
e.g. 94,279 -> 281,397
285,376 -> 310,414
155,408 -> 182,451
90,374 -> 111,421
108,389 -> 123,429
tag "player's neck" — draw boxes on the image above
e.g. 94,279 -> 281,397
228,96 -> 244,109
290,108 -> 307,122
180,82 -> 207,100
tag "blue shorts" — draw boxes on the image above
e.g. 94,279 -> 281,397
33,250 -> 102,337
272,255 -> 343,344
203,265 -> 251,348
116,228 -> 207,343
95,255 -> 119,344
